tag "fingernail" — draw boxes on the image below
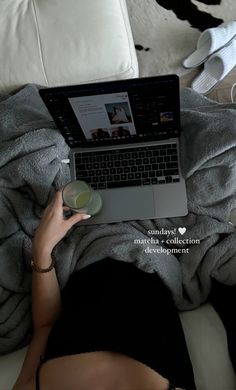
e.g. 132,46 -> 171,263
82,214 -> 91,220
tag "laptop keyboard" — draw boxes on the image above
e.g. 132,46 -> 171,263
74,144 -> 180,189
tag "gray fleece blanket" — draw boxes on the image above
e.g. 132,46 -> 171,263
1,84 -> 236,355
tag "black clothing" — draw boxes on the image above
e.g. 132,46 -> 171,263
36,258 -> 196,389
36,258 -> 236,389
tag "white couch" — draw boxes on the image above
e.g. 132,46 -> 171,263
0,0 -> 138,93
0,1 -> 235,389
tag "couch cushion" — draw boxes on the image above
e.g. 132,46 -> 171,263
180,303 -> 236,390
0,0 -> 138,93
0,347 -> 27,390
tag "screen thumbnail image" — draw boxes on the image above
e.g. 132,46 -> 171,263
105,102 -> 132,125
111,126 -> 131,138
160,111 -> 174,123
90,128 -> 111,140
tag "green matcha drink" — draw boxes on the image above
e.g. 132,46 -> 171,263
85,190 -> 102,215
62,180 -> 102,216
74,191 -> 91,209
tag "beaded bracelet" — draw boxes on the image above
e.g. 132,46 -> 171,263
31,257 -> 55,273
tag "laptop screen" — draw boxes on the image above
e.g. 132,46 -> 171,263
40,75 -> 181,148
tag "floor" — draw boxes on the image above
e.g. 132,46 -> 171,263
180,67 -> 236,103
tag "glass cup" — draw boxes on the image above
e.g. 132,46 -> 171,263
62,180 -> 102,216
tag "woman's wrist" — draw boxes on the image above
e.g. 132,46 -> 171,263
32,246 -> 53,265
31,255 -> 55,273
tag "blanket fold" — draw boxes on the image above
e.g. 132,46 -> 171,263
0,84 -> 236,354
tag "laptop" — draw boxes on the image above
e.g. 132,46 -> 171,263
39,75 -> 188,224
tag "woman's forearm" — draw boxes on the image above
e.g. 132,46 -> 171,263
32,249 -> 61,330
31,189 -> 89,330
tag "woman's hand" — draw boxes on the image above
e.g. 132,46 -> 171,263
32,189 -> 90,258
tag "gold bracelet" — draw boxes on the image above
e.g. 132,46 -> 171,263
31,257 -> 55,273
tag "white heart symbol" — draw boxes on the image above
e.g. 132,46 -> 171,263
178,227 -> 186,235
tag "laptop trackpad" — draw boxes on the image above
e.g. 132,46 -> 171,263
90,187 -> 154,224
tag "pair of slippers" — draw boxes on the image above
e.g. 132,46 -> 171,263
183,21 -> 236,95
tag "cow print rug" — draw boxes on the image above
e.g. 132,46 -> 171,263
126,0 -> 236,76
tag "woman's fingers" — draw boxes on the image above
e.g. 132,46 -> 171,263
44,189 -> 62,211
67,212 -> 91,227
54,188 -> 64,206
46,189 -> 92,226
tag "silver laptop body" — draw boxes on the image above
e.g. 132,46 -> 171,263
40,75 -> 188,224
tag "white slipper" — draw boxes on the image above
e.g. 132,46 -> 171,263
191,37 -> 236,94
183,21 -> 236,68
